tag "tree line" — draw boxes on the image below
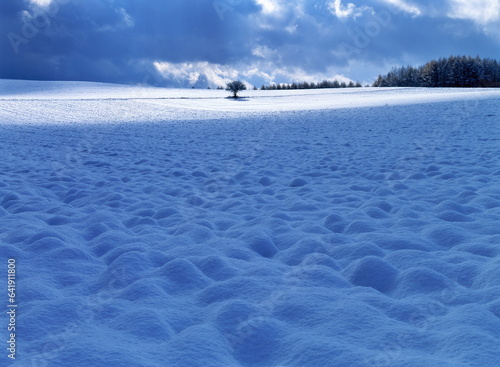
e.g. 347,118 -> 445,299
373,55 -> 500,88
260,80 -> 362,90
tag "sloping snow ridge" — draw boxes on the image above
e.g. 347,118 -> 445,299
1,80 -> 499,366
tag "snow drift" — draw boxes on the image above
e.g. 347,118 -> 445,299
1,80 -> 499,367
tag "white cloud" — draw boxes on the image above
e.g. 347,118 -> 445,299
255,0 -> 283,15
252,45 -> 282,61
242,67 -> 274,84
270,66 -> 352,84
153,60 -> 354,89
378,0 -> 421,16
330,0 -> 356,18
29,0 -> 53,7
328,0 -> 372,19
448,0 -> 500,24
154,61 -> 239,88
118,8 -> 135,28
286,23 -> 299,34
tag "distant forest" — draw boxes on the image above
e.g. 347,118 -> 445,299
260,80 -> 362,90
373,56 -> 500,88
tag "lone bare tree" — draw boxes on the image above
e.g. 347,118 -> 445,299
226,80 -> 246,98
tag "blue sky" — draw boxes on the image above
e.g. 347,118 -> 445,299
1,0 -> 499,87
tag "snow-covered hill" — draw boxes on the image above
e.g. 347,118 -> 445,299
1,80 -> 499,366
1,79 -> 499,124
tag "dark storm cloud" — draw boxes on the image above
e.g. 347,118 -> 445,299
0,0 -> 260,83
1,0 -> 499,85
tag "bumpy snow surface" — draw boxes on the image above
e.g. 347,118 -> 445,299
1,80 -> 500,367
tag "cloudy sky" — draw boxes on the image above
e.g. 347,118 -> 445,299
1,0 -> 499,87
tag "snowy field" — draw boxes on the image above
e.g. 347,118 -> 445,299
1,80 -> 500,367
